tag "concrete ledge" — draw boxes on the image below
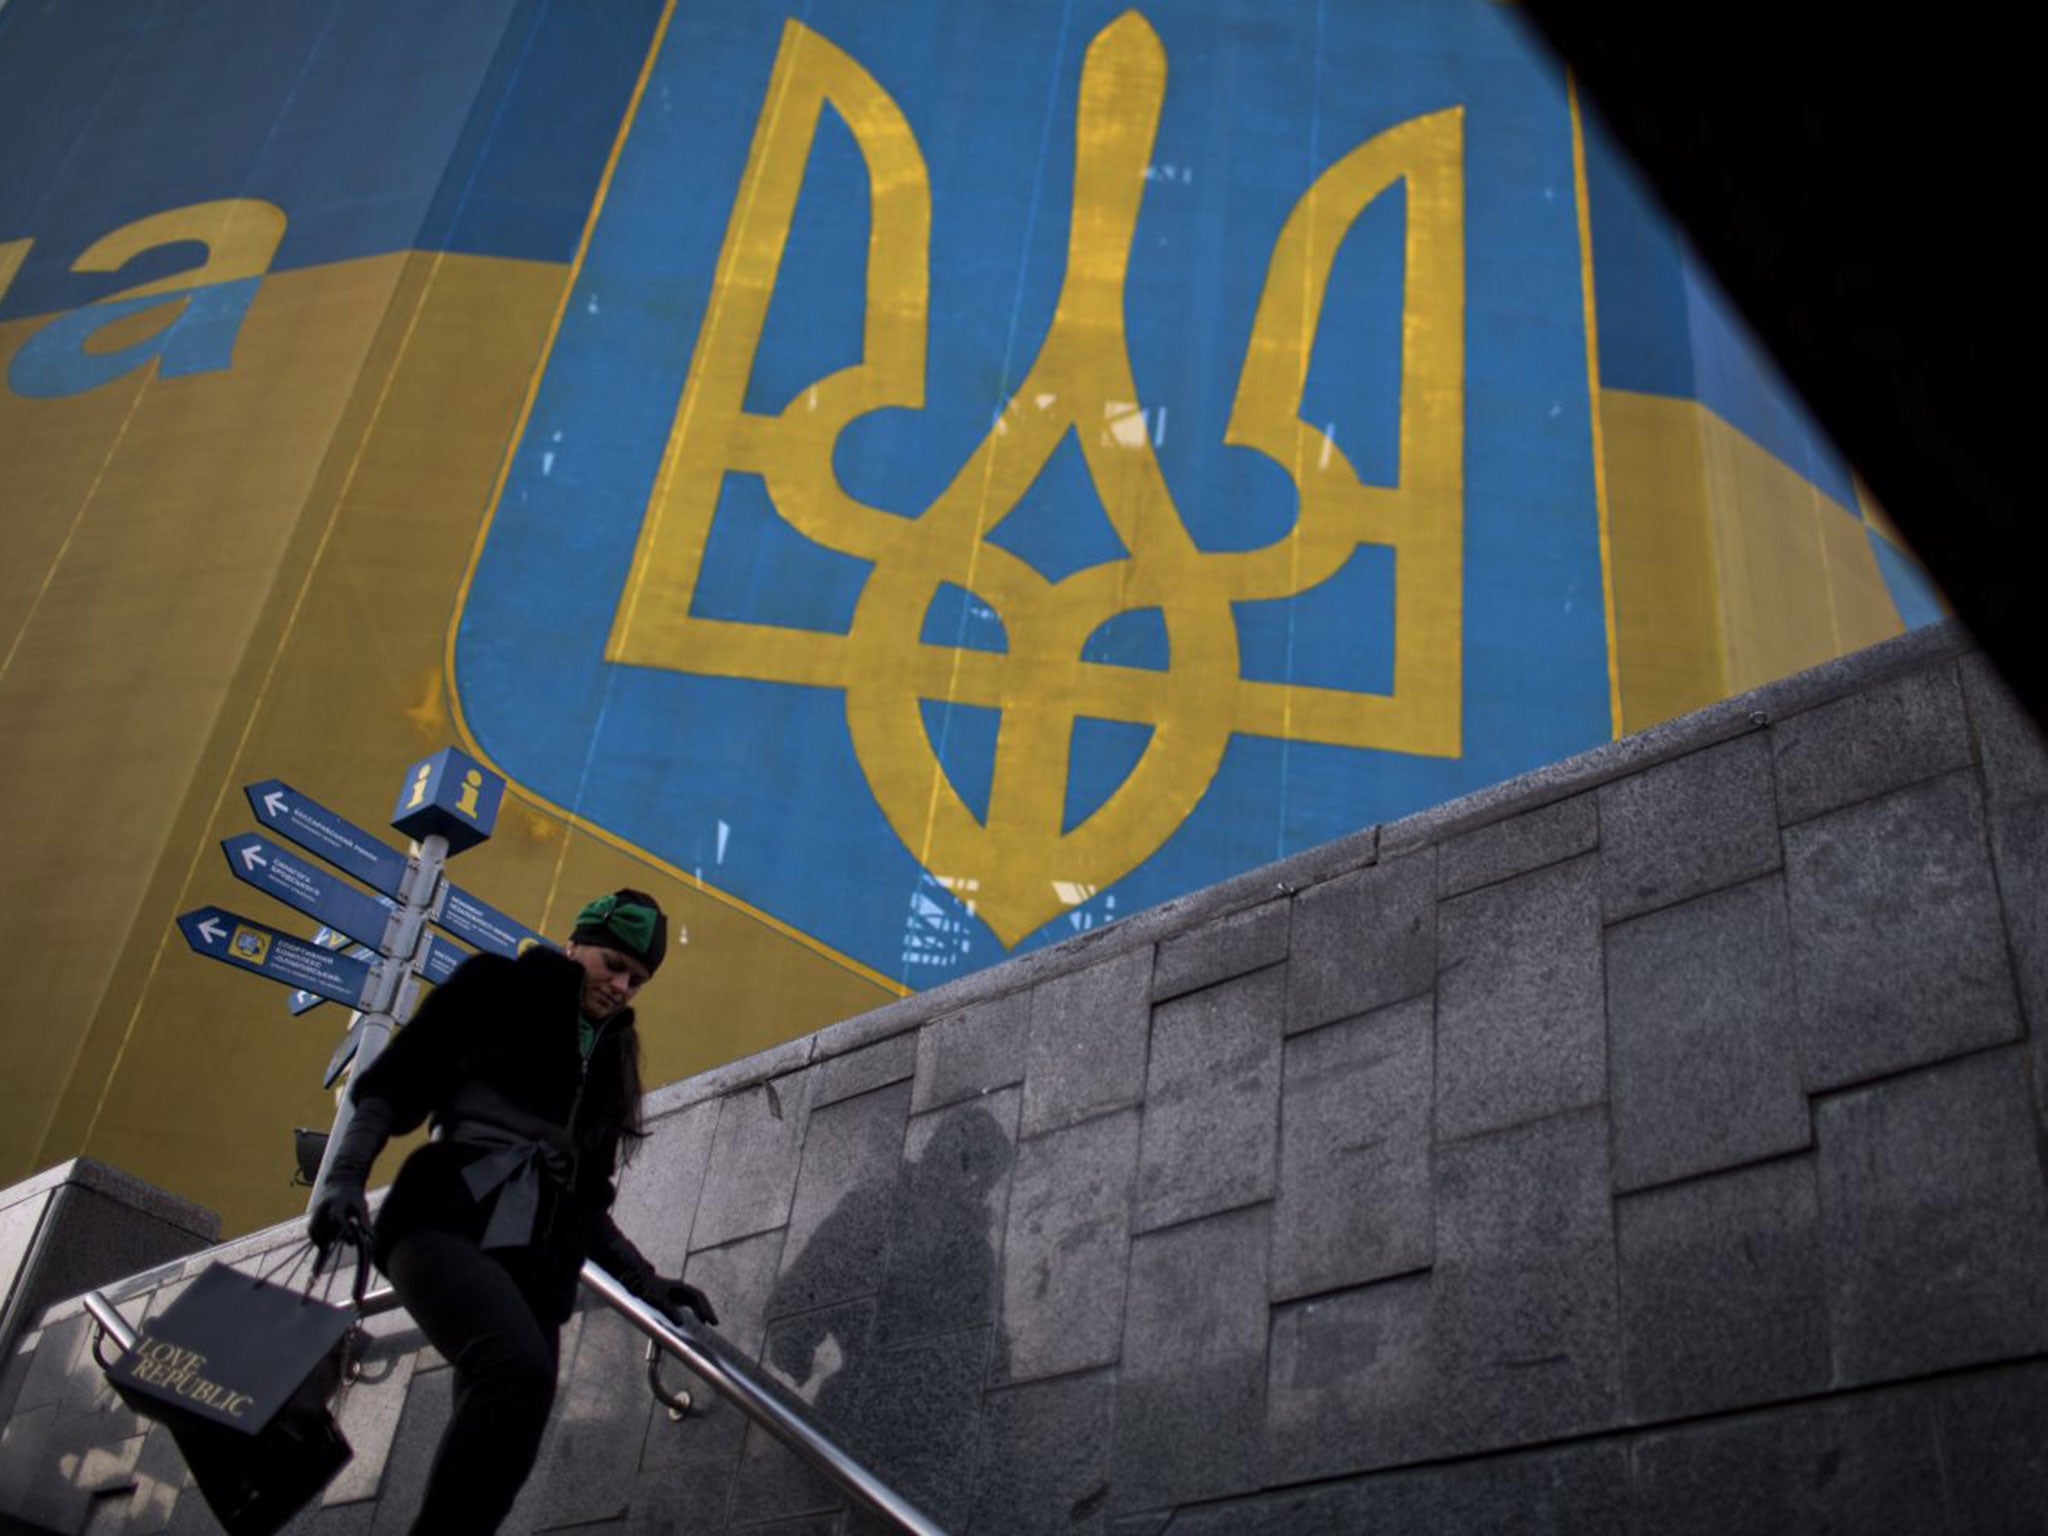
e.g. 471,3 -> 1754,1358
670,620 -> 1982,1106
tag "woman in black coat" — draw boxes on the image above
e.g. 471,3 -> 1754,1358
309,888 -> 714,1536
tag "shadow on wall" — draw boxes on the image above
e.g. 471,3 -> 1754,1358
770,1105 -> 1015,1417
743,1103 -> 1014,1522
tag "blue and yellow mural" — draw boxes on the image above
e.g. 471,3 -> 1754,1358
0,0 -> 1939,1230
459,0 -> 1603,975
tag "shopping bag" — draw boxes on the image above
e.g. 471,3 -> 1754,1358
107,1243 -> 365,1536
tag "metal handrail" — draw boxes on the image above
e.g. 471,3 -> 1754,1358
576,1263 -> 948,1536
84,1261 -> 947,1536
81,1290 -> 138,1355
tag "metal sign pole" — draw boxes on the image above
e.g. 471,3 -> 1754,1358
305,831 -> 450,1213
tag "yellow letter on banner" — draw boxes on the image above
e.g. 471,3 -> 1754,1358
71,198 -> 287,300
0,238 -> 28,308
6,199 -> 285,397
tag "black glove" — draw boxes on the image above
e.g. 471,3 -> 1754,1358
658,1277 -> 718,1329
308,1179 -> 370,1268
308,1095 -> 391,1269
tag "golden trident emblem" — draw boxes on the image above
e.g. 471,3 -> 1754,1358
610,10 -> 1464,946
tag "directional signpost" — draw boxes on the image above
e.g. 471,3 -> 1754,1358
419,932 -> 470,985
246,780 -> 409,899
287,904 -> 466,1011
288,927 -> 376,1017
324,1016 -> 369,1090
436,881 -> 548,959
223,833 -> 395,953
178,906 -> 374,1009
177,745 -> 546,1209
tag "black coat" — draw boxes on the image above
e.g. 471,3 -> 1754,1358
348,946 -> 659,1323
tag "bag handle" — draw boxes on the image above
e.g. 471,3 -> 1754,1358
255,1237 -> 319,1288
344,1233 -> 371,1312
253,1236 -> 372,1312
308,1232 -> 372,1312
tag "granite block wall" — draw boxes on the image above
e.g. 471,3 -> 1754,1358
0,1161 -> 216,1410
4,619 -> 2047,1534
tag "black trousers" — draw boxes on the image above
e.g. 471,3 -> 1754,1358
385,1229 -> 561,1536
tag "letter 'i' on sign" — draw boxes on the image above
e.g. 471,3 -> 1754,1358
390,746 -> 505,854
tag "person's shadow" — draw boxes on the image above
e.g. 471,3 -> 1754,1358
751,1102 -> 1013,1519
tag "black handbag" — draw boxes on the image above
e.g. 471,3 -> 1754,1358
107,1241 -> 368,1536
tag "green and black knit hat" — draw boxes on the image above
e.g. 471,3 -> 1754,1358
571,888 -> 669,974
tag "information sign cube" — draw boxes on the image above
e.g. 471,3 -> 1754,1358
391,746 -> 504,854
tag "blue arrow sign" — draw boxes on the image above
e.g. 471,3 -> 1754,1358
420,931 -> 472,984
288,927 -> 376,1015
245,779 -> 410,899
436,882 -> 551,959
323,1016 -> 368,1088
178,905 -> 372,1008
223,832 -> 394,953
288,924 -> 467,1013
